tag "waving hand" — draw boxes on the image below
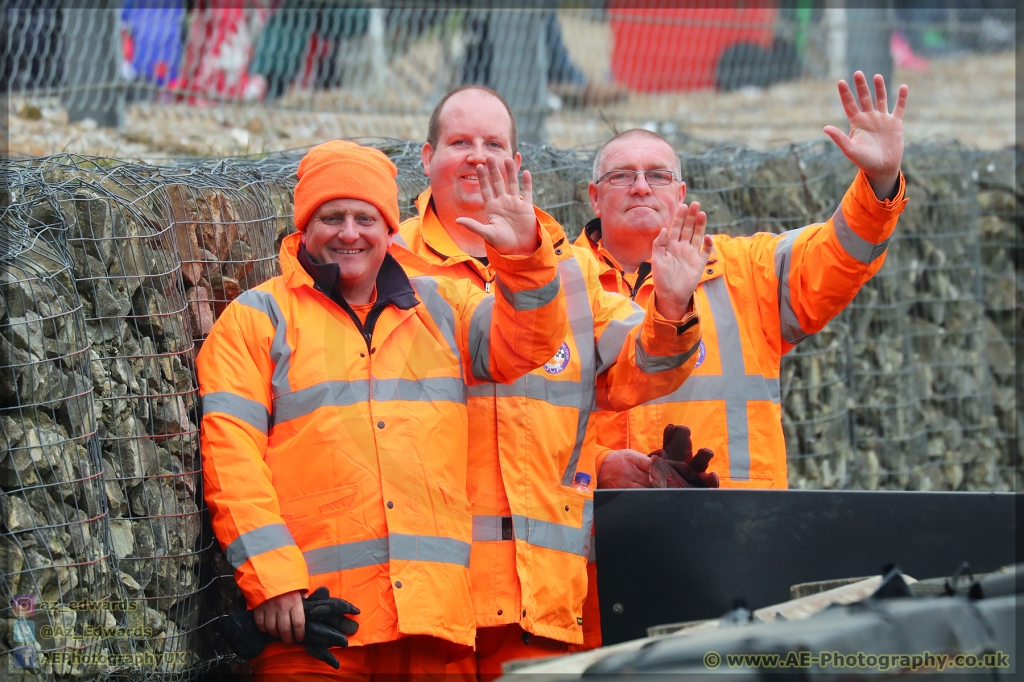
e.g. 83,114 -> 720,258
823,71 -> 909,200
455,156 -> 540,256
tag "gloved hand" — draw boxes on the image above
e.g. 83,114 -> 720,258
216,609 -> 279,659
301,586 -> 361,669
648,424 -> 720,488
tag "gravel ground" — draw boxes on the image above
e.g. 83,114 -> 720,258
4,40 -> 1013,160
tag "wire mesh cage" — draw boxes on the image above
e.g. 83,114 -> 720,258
972,147 -> 1020,491
899,144 -> 996,490
1,182 -> 117,679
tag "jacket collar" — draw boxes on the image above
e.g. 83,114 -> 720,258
414,187 -> 571,263
280,231 -> 419,311
580,217 -> 719,275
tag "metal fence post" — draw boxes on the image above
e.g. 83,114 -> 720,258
61,5 -> 124,129
487,9 -> 548,144
845,7 -> 892,99
824,3 -> 847,80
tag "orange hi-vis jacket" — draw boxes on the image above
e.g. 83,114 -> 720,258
197,229 -> 567,648
575,169 -> 908,488
397,189 -> 703,644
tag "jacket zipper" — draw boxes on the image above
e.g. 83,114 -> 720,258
312,283 -> 380,353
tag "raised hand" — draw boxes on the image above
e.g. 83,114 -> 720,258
823,71 -> 909,200
455,156 -> 540,256
650,200 -> 713,320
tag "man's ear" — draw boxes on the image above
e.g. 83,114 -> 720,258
513,152 -> 523,176
587,182 -> 601,217
421,142 -> 433,176
678,180 -> 687,204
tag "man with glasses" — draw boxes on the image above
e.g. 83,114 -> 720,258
573,72 -> 910,645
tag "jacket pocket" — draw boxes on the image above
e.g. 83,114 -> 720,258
280,484 -> 360,527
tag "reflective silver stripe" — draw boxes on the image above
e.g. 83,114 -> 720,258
581,499 -> 594,557
274,381 -> 370,424
703,278 -> 752,480
390,533 -> 472,567
588,534 -> 596,563
305,534 -> 472,574
558,258 -> 597,485
774,227 -> 810,346
373,377 -> 466,404
225,524 -> 296,570
273,377 -> 466,425
202,391 -> 270,435
468,295 -> 496,381
494,272 -> 562,311
472,515 -> 507,542
595,304 -> 645,376
647,375 -> 781,405
832,204 -> 890,264
634,334 -> 702,374
512,498 -> 593,558
304,537 -> 390,575
391,233 -> 409,249
466,383 -> 496,399
468,374 -> 585,408
237,290 -> 292,396
411,277 -> 462,368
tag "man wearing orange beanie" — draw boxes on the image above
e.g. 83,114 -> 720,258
198,140 -> 568,679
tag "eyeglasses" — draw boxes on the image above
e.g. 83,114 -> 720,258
596,169 -> 677,187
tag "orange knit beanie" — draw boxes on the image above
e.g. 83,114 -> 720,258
293,140 -> 400,233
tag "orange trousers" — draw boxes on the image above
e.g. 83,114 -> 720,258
461,624 -> 574,682
252,635 -> 475,682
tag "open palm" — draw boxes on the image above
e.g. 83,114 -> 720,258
455,156 -> 539,256
650,201 -> 713,320
823,72 -> 908,197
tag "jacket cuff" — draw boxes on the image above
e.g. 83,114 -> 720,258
641,293 -> 701,359
242,573 -> 310,610
849,169 -> 908,219
594,446 -> 615,478
485,225 -> 561,305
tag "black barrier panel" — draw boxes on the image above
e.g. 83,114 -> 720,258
594,489 -> 1015,646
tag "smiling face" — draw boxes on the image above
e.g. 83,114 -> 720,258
421,89 -> 522,222
588,136 -> 686,270
302,198 -> 392,301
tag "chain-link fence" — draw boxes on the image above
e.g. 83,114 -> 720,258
0,138 -> 1018,678
4,4 -> 1016,156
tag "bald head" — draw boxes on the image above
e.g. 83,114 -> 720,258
427,86 -> 519,154
593,129 -> 680,182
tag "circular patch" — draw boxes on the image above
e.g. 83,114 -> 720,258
694,339 -> 707,369
543,342 -> 572,374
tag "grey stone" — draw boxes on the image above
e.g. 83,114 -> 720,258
109,519 -> 135,560
4,312 -> 45,353
0,535 -> 26,594
111,415 -> 158,487
1,495 -> 35,532
0,335 -> 31,403
0,270 -> 54,319
131,286 -> 170,340
152,395 -> 190,437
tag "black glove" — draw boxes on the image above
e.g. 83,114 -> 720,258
216,609 -> 279,659
301,586 -> 360,669
649,424 -> 720,488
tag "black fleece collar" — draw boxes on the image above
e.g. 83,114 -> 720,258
297,244 -> 419,312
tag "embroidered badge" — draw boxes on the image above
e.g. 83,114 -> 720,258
544,342 -> 571,374
694,339 -> 707,369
